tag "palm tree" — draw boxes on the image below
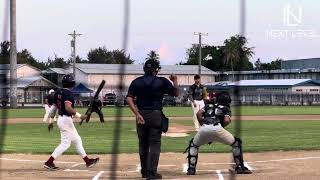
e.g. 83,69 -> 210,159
146,50 -> 160,61
223,35 -> 254,81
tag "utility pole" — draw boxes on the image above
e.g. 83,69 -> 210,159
194,32 -> 208,75
68,30 -> 82,80
10,0 -> 17,108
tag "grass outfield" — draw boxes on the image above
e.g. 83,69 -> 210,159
1,120 -> 319,154
1,106 -> 320,119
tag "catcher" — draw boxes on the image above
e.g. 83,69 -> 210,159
184,91 -> 252,175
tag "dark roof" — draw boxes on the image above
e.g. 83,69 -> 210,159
71,83 -> 93,93
70,64 -> 217,75
206,79 -> 320,89
281,58 -> 320,70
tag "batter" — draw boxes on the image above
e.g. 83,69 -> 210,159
44,74 -> 99,170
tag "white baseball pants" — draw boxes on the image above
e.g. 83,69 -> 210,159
51,115 -> 87,159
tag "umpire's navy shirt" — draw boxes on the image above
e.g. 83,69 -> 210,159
127,74 -> 176,110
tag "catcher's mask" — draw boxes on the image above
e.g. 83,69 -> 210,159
216,91 -> 232,105
143,59 -> 161,75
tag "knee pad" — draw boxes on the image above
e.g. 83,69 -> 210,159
231,137 -> 244,167
184,138 -> 200,172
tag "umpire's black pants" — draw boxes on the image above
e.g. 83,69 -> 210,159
137,110 -> 162,175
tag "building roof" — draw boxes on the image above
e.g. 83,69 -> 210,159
206,79 -> 320,88
71,64 -> 217,75
14,76 -> 57,88
281,58 -> 320,70
45,68 -> 71,75
230,79 -> 317,86
220,68 -> 320,75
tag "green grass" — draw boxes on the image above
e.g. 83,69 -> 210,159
1,120 -> 320,154
2,106 -> 320,119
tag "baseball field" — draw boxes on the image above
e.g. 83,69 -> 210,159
1,106 -> 320,179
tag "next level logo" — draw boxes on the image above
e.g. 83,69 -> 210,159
266,4 -> 319,40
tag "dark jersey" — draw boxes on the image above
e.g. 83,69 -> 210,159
188,84 -> 205,101
127,75 -> 176,110
54,88 -> 75,116
202,103 -> 231,127
46,94 -> 54,106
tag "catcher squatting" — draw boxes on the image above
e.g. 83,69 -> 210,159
184,91 -> 252,175
44,75 -> 251,177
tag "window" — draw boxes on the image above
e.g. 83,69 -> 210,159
296,89 -> 302,92
310,89 -> 319,92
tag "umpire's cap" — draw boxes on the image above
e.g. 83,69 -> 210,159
62,74 -> 75,88
216,91 -> 231,105
143,60 -> 161,72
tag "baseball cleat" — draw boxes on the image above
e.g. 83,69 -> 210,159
44,162 -> 59,170
146,172 -> 162,180
86,158 -> 99,168
186,167 -> 196,175
234,166 -> 252,174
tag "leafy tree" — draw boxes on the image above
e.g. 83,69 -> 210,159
223,35 -> 254,74
146,50 -> 160,61
255,58 -> 282,70
67,56 -> 88,64
87,46 -> 133,64
17,49 -> 47,70
0,41 -> 10,64
47,54 -> 68,68
112,49 -> 134,64
254,58 -> 262,70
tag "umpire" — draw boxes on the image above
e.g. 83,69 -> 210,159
126,60 -> 179,179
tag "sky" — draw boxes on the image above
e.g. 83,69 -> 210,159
0,0 -> 319,65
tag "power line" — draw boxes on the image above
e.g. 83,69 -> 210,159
68,30 -> 82,79
9,0 -> 17,108
194,32 -> 208,76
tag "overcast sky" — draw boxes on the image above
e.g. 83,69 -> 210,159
0,0 -> 319,65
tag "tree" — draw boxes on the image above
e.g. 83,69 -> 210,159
254,58 -> 262,70
146,50 -> 160,61
47,54 -> 68,68
223,35 -> 254,80
255,58 -> 282,70
17,49 -> 47,70
67,56 -> 89,64
0,41 -> 10,64
182,44 -> 225,71
87,46 -> 134,64
112,49 -> 134,64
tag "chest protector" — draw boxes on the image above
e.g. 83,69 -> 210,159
203,103 -> 231,127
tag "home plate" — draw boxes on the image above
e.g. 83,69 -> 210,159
162,133 -> 189,137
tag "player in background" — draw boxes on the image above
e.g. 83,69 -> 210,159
44,74 -> 99,170
188,75 -> 208,131
43,89 -> 56,123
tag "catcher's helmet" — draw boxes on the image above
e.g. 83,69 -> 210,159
62,74 -> 75,88
216,91 -> 231,105
143,60 -> 161,74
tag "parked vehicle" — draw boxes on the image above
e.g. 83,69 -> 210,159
103,93 -> 117,105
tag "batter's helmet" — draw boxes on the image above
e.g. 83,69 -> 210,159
216,92 -> 231,105
49,89 -> 55,94
143,60 -> 161,75
62,74 -> 75,88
